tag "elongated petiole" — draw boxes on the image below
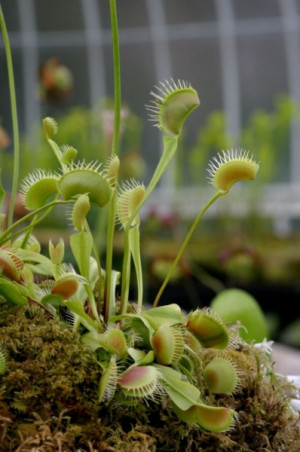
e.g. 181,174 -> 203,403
0,6 -> 20,228
128,225 -> 143,313
84,220 -> 103,313
120,227 -> 131,314
153,190 -> 225,307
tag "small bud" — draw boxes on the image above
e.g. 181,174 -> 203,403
49,239 -> 65,264
207,149 -> 259,193
43,117 -> 58,139
72,194 -> 90,231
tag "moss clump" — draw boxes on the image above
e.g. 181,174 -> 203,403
0,302 -> 299,451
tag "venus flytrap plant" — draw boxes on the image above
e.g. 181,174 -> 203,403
2,1 -> 290,442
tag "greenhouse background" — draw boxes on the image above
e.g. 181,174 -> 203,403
1,1 -> 300,212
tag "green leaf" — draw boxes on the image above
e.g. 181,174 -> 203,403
109,313 -> 153,334
25,263 -> 53,276
106,270 -> 120,318
0,280 -> 28,306
109,313 -> 154,347
154,363 -> 183,380
128,225 -> 143,311
17,249 -> 52,267
69,230 -> 93,279
128,348 -> 155,365
142,303 -> 183,329
158,370 -> 200,411
40,293 -> 63,308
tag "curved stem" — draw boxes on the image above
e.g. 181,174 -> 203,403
153,190 -> 225,308
0,6 -> 20,228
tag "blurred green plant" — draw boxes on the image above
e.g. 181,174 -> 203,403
186,94 -> 300,186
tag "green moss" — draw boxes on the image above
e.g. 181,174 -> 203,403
0,302 -> 299,451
